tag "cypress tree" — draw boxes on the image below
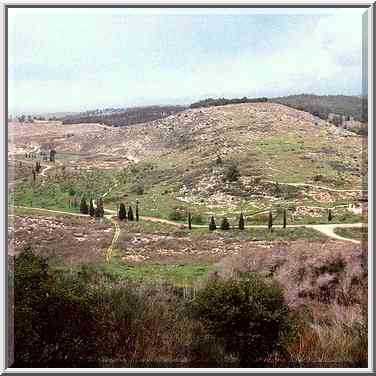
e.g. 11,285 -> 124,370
136,201 -> 139,221
89,198 -> 95,217
188,211 -> 192,230
118,203 -> 127,221
220,217 -> 230,230
209,216 -> 217,231
32,168 -> 36,183
128,206 -> 134,221
80,197 -> 89,214
328,209 -> 333,221
239,212 -> 245,230
268,210 -> 273,231
283,209 -> 287,228
98,198 -> 104,217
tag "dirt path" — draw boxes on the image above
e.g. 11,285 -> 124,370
40,165 -> 54,177
105,217 -> 120,263
14,206 -> 364,244
14,206 -> 87,217
264,180 -> 367,193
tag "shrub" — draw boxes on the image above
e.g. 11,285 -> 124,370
192,213 -> 205,225
220,217 -> 230,230
80,197 -> 89,214
192,274 -> 298,366
168,207 -> 186,221
224,164 -> 240,182
13,249 -> 99,367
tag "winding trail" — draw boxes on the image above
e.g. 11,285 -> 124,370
16,206 -> 364,245
105,217 -> 121,263
264,180 -> 367,193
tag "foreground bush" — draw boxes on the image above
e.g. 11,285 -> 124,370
192,274 -> 299,366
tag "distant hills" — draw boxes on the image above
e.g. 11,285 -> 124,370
61,105 -> 186,127
49,94 -> 367,129
190,97 -> 268,109
273,94 -> 367,122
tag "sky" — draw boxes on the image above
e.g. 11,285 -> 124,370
8,8 -> 367,114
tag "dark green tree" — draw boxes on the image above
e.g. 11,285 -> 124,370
32,169 -> 36,183
118,203 -> 127,221
209,216 -> 217,231
128,206 -> 134,221
49,149 -> 56,163
328,209 -> 333,221
268,210 -> 273,231
94,198 -> 104,218
220,217 -> 230,230
89,198 -> 95,217
136,201 -> 139,221
188,211 -> 192,230
80,197 -> 89,214
238,213 -> 245,230
283,209 -> 287,228
192,274 -> 298,366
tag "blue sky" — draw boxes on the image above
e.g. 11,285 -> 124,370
8,8 -> 366,114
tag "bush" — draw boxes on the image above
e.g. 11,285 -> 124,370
192,274 -> 298,366
168,207 -> 186,221
220,217 -> 230,230
13,249 -> 100,367
192,213 -> 205,225
224,164 -> 240,182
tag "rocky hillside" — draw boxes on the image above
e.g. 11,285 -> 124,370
10,102 -> 365,195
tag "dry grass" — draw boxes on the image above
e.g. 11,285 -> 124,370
10,214 -> 113,266
215,240 -> 365,310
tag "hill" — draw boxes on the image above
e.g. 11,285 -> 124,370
9,102 -> 365,222
61,105 -> 186,127
273,94 -> 367,122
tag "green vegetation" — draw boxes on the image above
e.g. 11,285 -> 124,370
118,203 -> 127,221
334,227 -> 367,241
127,206 -> 134,221
80,197 -> 89,214
274,94 -> 366,122
99,256 -> 210,287
192,274 -> 299,366
238,213 -> 245,230
190,96 -> 268,109
220,217 -> 230,230
209,216 -> 217,231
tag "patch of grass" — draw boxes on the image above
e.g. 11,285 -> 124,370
186,226 -> 328,241
98,256 -> 210,287
118,219 -> 179,234
334,227 -> 368,241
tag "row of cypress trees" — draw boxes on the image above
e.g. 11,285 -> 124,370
80,197 -> 104,218
205,207 -> 334,231
206,209 -> 288,231
118,202 -> 139,222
